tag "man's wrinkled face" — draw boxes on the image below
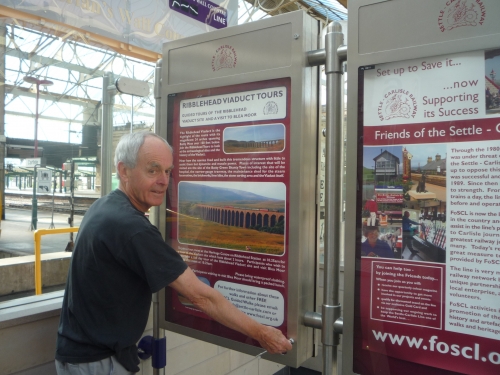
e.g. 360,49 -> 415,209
119,137 -> 173,212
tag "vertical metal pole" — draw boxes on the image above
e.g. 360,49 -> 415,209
153,59 -> 164,375
64,161 -> 76,251
101,74 -> 114,196
152,292 -> 163,375
30,81 -> 41,231
30,165 -> 38,230
130,66 -> 134,134
69,161 -> 75,241
49,180 -> 55,229
322,22 -> 344,375
154,60 -> 163,139
34,83 -> 40,157
0,21 -> 6,221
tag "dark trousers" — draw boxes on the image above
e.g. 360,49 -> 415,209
403,231 -> 415,252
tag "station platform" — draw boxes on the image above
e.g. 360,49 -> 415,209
0,207 -> 84,301
0,207 -> 84,256
4,186 -> 101,198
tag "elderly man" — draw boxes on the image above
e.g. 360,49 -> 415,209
55,132 -> 291,374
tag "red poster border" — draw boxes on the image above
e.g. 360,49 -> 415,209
354,62 -> 500,375
164,77 -> 291,348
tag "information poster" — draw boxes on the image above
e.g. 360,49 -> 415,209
165,78 -> 290,346
356,49 -> 500,374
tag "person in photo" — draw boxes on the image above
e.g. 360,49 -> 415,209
364,195 -> 379,226
403,210 -> 420,255
361,226 -> 394,258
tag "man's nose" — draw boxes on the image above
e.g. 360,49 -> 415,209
157,172 -> 170,185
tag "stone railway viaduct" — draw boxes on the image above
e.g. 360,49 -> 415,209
194,204 -> 284,228
224,139 -> 283,148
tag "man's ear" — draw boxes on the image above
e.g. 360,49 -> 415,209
116,161 -> 129,183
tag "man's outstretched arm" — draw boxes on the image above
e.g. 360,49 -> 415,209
169,267 -> 292,354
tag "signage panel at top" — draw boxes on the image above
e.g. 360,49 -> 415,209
364,50 -> 484,126
179,87 -> 287,127
363,49 -> 500,146
359,0 -> 500,54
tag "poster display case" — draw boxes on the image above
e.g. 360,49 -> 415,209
345,1 -> 500,374
157,11 -> 320,367
356,49 -> 500,375
165,77 -> 291,339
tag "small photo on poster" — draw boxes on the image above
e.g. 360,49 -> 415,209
361,225 -> 401,259
223,124 -> 285,154
361,146 -> 404,260
177,181 -> 286,255
485,48 -> 500,115
401,144 -> 447,263
361,146 -> 404,225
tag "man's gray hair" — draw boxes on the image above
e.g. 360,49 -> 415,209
114,132 -> 172,180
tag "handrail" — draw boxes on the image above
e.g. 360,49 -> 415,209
305,21 -> 346,375
33,227 -> 79,295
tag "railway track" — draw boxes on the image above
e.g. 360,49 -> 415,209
5,192 -> 97,214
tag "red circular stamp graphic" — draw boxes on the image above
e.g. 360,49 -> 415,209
378,89 -> 418,121
438,0 -> 486,32
212,45 -> 237,71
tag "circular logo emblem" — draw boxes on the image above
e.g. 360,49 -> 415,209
212,45 -> 237,72
438,0 -> 485,32
263,101 -> 279,115
378,89 -> 417,121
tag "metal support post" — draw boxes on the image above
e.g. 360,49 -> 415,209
154,59 -> 163,140
30,165 -> 38,231
65,161 -> 75,251
322,22 -> 344,375
0,21 -> 5,221
49,179 -> 56,229
152,59 -> 165,375
101,74 -> 115,197
152,292 -> 166,374
304,22 -> 346,375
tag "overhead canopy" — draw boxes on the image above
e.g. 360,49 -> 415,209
244,0 -> 347,23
